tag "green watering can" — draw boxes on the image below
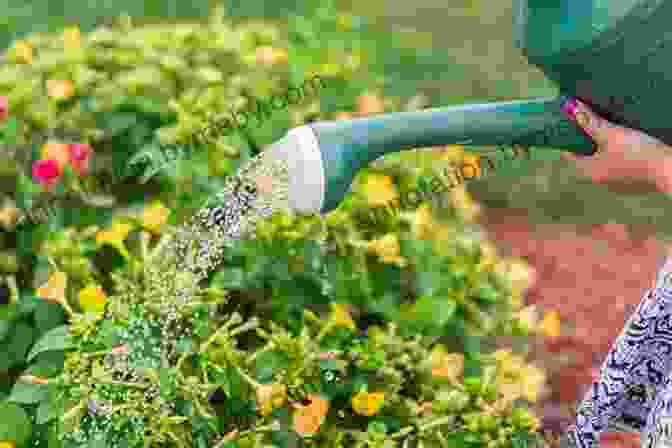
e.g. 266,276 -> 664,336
265,0 -> 672,214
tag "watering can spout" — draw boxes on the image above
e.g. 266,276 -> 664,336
264,95 -> 594,215
264,0 -> 672,215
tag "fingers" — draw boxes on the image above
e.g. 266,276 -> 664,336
561,97 -> 611,149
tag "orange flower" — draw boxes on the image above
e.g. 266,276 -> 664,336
46,79 -> 75,101
351,391 -> 385,417
292,394 -> 329,437
41,142 -> 71,172
36,271 -> 67,306
356,94 -> 384,116
542,310 -> 561,338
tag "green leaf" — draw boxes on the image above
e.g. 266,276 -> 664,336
0,116 -> 18,140
33,301 -> 66,335
0,322 -> 35,371
27,351 -> 65,378
8,381 -> 49,404
27,325 -> 74,362
211,268 -> 246,289
409,296 -> 456,328
0,401 -> 32,446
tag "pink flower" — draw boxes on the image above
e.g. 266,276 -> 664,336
32,159 -> 62,188
0,96 -> 8,122
69,143 -> 92,176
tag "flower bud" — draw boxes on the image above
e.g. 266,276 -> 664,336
0,96 -> 8,122
69,143 -> 92,176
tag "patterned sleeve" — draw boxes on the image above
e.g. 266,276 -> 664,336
564,253 -> 672,448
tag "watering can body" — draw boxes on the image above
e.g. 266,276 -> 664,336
265,0 -> 672,214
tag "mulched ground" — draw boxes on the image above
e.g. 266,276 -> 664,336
479,207 -> 671,448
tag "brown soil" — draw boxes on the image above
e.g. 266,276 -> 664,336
479,207 -> 670,448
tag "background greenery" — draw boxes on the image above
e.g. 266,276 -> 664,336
3,0 -> 669,238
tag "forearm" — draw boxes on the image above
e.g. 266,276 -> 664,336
566,252 -> 672,447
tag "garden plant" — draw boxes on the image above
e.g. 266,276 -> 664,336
0,3 -> 556,447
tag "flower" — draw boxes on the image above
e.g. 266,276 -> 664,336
0,441 -> 16,448
96,221 -> 134,259
256,383 -> 287,416
255,46 -> 288,65
140,201 -> 171,234
62,26 -> 81,48
36,271 -> 68,306
411,203 -> 435,239
351,391 -> 385,417
460,154 -> 481,179
0,96 -> 8,122
41,142 -> 71,172
362,173 -> 399,207
330,303 -> 356,331
0,201 -> 19,229
69,143 -> 92,176
356,94 -> 384,116
367,234 -> 406,267
11,40 -> 33,63
429,345 -> 464,383
78,284 -> 107,313
46,79 -> 75,101
292,394 -> 329,437
542,310 -> 561,338
19,374 -> 49,385
32,159 -> 62,189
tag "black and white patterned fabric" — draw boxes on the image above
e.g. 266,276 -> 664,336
565,255 -> 672,447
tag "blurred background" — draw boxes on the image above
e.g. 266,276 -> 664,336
3,0 -> 672,235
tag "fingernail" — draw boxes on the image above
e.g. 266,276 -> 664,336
561,97 -> 578,119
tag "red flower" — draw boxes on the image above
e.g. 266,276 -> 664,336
69,143 -> 92,176
0,96 -> 8,122
32,159 -> 62,188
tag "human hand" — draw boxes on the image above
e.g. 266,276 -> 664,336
560,97 -> 672,195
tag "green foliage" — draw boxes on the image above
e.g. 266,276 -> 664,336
0,4 -> 550,448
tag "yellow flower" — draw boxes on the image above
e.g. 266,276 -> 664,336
429,345 -> 464,383
367,234 -> 406,267
411,203 -> 435,239
514,305 -> 539,333
11,40 -> 33,63
542,310 -> 561,338
78,284 -> 107,313
255,46 -> 288,65
0,203 -> 19,228
292,394 -> 329,437
62,26 -> 81,48
477,241 -> 499,271
431,145 -> 465,162
140,201 -> 171,234
96,221 -> 133,259
46,79 -> 75,101
36,271 -> 67,306
362,173 -> 399,207
256,383 -> 287,416
330,303 -> 356,331
0,442 -> 16,448
351,390 -> 385,417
